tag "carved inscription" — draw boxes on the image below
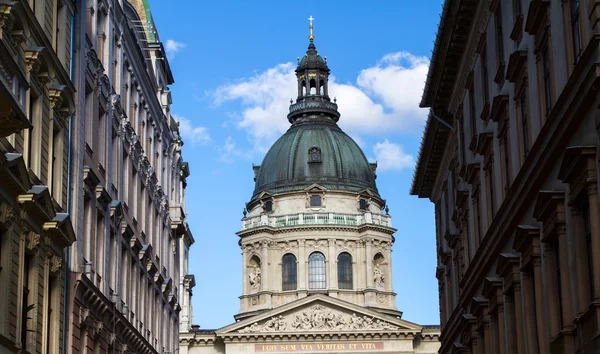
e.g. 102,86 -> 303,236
255,342 -> 383,352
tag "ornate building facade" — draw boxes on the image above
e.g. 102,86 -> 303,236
180,22 -> 440,354
66,1 -> 193,353
0,0 -> 77,353
412,0 -> 600,353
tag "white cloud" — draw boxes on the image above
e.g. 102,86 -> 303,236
219,136 -> 251,163
165,39 -> 186,60
211,52 -> 429,152
373,140 -> 414,171
212,63 -> 296,152
173,114 -> 211,145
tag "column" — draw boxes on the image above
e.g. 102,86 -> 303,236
328,239 -> 336,290
521,272 -> 539,354
587,182 -> 600,299
470,331 -> 479,354
504,294 -> 517,354
365,238 -> 373,288
261,241 -> 269,292
242,246 -> 249,295
557,225 -> 575,353
512,282 -> 526,354
489,313 -> 498,354
533,257 -> 549,354
477,328 -> 486,354
570,205 -> 591,313
482,313 -> 491,354
543,242 -> 561,336
298,239 -> 306,290
496,299 -> 506,354
385,245 -> 393,292
587,182 -> 600,331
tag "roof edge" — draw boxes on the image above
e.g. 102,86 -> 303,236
420,0 -> 452,108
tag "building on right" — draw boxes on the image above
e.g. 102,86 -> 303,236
412,1 -> 600,353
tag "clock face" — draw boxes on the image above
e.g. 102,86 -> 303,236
311,152 -> 319,160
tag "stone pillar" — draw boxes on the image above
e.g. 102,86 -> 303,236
328,239 -> 336,290
260,241 -> 269,292
242,246 -> 249,295
298,239 -> 306,290
504,294 -> 517,354
521,272 -> 539,354
570,205 -> 591,313
365,238 -> 373,288
587,182 -> 600,300
489,313 -> 498,354
497,300 -> 506,354
532,257 -> 549,354
512,282 -> 526,354
556,224 -> 575,350
543,242 -> 561,336
385,245 -> 393,292
482,315 -> 491,354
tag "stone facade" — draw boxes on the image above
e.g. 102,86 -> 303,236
66,1 -> 193,354
412,0 -> 600,353
238,190 -> 397,320
0,0 -> 76,353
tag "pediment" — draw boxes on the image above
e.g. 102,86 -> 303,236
303,183 -> 327,192
218,294 -> 421,335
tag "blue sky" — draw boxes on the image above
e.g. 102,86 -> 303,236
147,0 -> 444,329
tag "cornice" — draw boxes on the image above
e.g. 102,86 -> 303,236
237,224 -> 396,237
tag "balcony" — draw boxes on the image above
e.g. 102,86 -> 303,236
241,212 -> 392,231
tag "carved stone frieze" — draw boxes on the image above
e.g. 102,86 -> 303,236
24,48 -> 43,75
50,255 -> 64,275
0,202 -> 16,226
0,2 -> 15,30
26,231 -> 41,254
238,304 -> 400,333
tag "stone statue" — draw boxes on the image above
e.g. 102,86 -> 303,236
374,264 -> 385,287
249,267 -> 261,288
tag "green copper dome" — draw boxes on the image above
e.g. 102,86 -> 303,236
250,37 -> 378,203
251,122 -> 378,201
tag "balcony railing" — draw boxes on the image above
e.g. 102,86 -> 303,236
241,212 -> 392,231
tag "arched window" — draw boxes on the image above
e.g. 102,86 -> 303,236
301,81 -> 307,96
337,253 -> 353,289
310,79 -> 317,95
282,254 -> 297,291
308,252 -> 326,289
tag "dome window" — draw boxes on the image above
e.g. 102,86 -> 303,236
310,195 -> 322,207
308,147 -> 321,163
263,200 -> 273,213
359,199 -> 369,210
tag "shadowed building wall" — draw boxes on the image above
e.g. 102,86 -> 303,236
412,0 -> 600,353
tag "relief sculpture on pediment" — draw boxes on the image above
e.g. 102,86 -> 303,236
238,304 -> 399,333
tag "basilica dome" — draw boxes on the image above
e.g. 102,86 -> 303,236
250,35 -> 378,203
251,122 -> 378,201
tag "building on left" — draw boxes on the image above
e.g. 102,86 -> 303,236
0,1 -> 195,353
0,0 -> 78,353
66,0 -> 194,353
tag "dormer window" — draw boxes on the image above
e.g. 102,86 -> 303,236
359,199 -> 369,210
263,200 -> 273,213
308,147 -> 321,163
310,195 -> 322,207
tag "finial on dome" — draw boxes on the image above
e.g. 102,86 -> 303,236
308,15 -> 314,42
